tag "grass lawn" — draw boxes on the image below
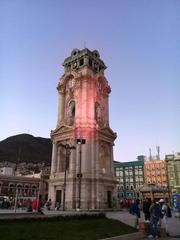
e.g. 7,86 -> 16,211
0,215 -> 136,240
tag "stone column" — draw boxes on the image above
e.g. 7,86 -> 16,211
56,147 -> 60,173
95,138 -> 100,209
110,144 -> 114,175
51,142 -> 57,174
69,148 -> 76,173
91,133 -> 96,209
105,95 -> 109,126
57,91 -> 65,125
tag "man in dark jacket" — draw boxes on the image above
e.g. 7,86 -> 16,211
148,201 -> 162,238
143,198 -> 151,221
130,199 -> 141,229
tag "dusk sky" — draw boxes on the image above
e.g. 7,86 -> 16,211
0,0 -> 179,162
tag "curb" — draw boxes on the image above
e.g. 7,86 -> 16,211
99,232 -> 145,240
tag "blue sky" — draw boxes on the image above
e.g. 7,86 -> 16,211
0,0 -> 179,162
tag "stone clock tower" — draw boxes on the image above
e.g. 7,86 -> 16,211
48,48 -> 117,210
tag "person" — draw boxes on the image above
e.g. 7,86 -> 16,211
129,199 -> 141,229
55,201 -> 60,211
31,198 -> 37,212
27,198 -> 32,212
37,198 -> 44,215
148,201 -> 162,238
45,199 -> 52,210
159,199 -> 170,236
143,198 -> 151,221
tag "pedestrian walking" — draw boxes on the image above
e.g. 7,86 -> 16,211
129,199 -> 141,229
159,199 -> 171,236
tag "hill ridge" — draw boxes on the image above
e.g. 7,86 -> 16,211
0,134 -> 52,164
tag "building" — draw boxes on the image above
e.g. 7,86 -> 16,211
166,153 -> 180,194
114,160 -> 144,205
48,48 -> 117,210
140,184 -> 169,203
0,167 -> 49,207
144,159 -> 167,187
0,166 -> 14,176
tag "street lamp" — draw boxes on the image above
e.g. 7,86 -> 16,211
59,143 -> 75,211
76,138 -> 86,210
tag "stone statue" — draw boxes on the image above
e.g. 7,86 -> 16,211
67,100 -> 75,125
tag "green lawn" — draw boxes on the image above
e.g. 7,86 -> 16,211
0,215 -> 136,240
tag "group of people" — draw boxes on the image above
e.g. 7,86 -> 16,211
129,198 -> 171,238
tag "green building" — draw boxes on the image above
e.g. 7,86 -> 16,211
165,153 -> 180,194
114,160 -> 144,203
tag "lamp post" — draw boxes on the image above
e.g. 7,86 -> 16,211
76,138 -> 86,210
59,143 -> 75,211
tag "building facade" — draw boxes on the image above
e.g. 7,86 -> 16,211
48,48 -> 117,210
166,153 -> 180,194
114,160 -> 144,204
0,167 -> 49,207
144,159 -> 167,187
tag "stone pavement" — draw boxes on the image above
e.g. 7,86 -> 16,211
106,210 -> 180,239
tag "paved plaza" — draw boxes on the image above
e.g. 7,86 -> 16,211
106,210 -> 180,239
0,209 -> 180,239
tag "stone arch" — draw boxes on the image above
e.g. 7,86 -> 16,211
62,72 -> 78,86
16,183 -> 23,195
31,185 -> 38,197
8,183 -> 15,195
24,184 -> 30,195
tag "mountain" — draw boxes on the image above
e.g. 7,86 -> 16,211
0,134 -> 52,164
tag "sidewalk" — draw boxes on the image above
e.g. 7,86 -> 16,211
106,210 -> 180,239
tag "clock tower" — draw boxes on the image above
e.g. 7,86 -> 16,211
48,48 -> 117,210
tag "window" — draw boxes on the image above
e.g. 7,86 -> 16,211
89,59 -> 92,67
170,180 -> 174,186
120,171 -> 123,177
168,166 -> 174,171
170,174 -> 174,179
79,58 -> 84,66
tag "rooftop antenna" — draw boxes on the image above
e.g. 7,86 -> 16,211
149,148 -> 152,161
156,146 -> 160,160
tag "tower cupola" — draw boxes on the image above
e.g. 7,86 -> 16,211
63,48 -> 107,73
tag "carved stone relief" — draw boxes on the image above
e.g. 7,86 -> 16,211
66,100 -> 75,126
